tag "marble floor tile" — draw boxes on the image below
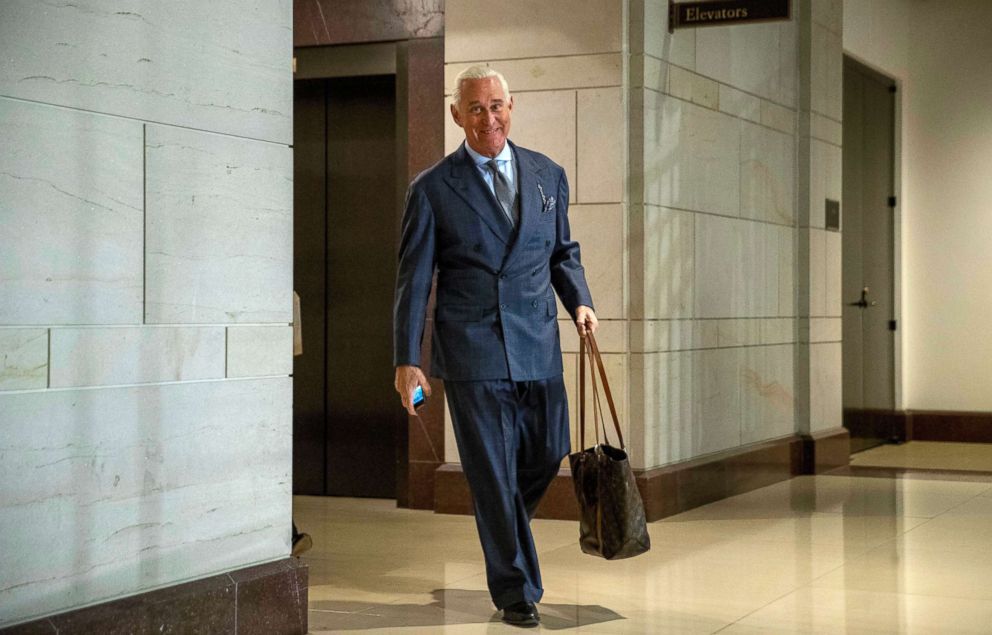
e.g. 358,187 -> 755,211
897,496 -> 992,550
296,466 -> 992,633
724,586 -> 992,634
672,474 -> 991,519
810,541 -> 992,601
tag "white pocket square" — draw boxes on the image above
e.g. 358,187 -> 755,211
537,184 -> 556,213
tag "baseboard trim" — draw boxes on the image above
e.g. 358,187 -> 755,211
434,433 -> 846,522
636,436 -> 808,520
0,559 -> 307,635
844,409 -> 907,452
842,409 -> 992,446
907,410 -> 992,443
800,426 -> 852,474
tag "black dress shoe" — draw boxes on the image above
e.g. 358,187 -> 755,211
502,601 -> 539,627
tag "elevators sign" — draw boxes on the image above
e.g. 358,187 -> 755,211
669,0 -> 791,32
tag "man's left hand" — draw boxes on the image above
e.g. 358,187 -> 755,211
575,305 -> 598,337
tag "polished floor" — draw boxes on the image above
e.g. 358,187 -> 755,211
296,446 -> 992,633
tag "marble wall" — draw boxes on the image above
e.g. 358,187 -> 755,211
797,0 -> 845,433
442,0 -> 844,470
629,0 -> 804,468
0,1 -> 293,627
443,0 -> 628,463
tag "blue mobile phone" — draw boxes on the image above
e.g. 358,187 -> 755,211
412,385 -> 426,410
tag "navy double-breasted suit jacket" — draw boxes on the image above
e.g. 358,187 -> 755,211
393,141 -> 593,382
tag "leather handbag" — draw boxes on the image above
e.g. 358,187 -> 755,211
568,333 -> 651,560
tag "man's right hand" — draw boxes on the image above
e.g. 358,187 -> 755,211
394,365 -> 431,416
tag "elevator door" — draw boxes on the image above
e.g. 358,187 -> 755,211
293,74 -> 403,497
841,57 -> 897,452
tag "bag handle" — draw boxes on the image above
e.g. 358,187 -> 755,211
585,335 -> 609,448
578,332 -> 625,450
579,335 -> 586,448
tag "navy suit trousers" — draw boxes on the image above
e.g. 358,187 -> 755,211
444,375 -> 570,609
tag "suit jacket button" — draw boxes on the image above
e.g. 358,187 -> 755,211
499,303 -> 507,310
531,300 -> 538,307
500,274 -> 507,280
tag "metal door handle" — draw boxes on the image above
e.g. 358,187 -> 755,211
848,286 -> 877,308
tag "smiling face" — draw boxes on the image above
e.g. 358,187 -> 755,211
450,76 -> 513,158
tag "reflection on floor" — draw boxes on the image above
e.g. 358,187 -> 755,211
296,469 -> 992,633
850,441 -> 992,473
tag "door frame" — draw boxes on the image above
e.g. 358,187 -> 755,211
292,40 -> 446,507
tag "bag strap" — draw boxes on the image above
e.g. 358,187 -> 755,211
587,339 -> 609,446
588,334 -> 623,448
580,337 -> 606,448
578,332 -> 625,450
579,336 -> 587,449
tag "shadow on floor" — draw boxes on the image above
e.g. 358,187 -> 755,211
308,588 -> 623,631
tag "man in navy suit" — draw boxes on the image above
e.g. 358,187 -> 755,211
393,65 -> 597,627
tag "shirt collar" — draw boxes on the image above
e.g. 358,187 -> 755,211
463,141 -> 513,167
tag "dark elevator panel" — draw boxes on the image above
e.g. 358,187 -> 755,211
293,75 -> 403,498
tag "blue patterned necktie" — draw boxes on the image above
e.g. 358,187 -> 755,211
486,159 -> 518,228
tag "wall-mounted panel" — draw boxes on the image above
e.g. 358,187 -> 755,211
145,125 -> 293,324
49,327 -> 226,388
0,377 -> 292,626
0,1 -> 292,144
0,98 -> 143,325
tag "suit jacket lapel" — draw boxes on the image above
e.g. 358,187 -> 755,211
503,142 -> 545,266
442,145 -> 512,245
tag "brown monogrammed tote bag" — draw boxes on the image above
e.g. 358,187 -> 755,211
568,333 -> 651,560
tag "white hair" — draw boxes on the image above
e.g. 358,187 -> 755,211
452,65 -> 511,106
